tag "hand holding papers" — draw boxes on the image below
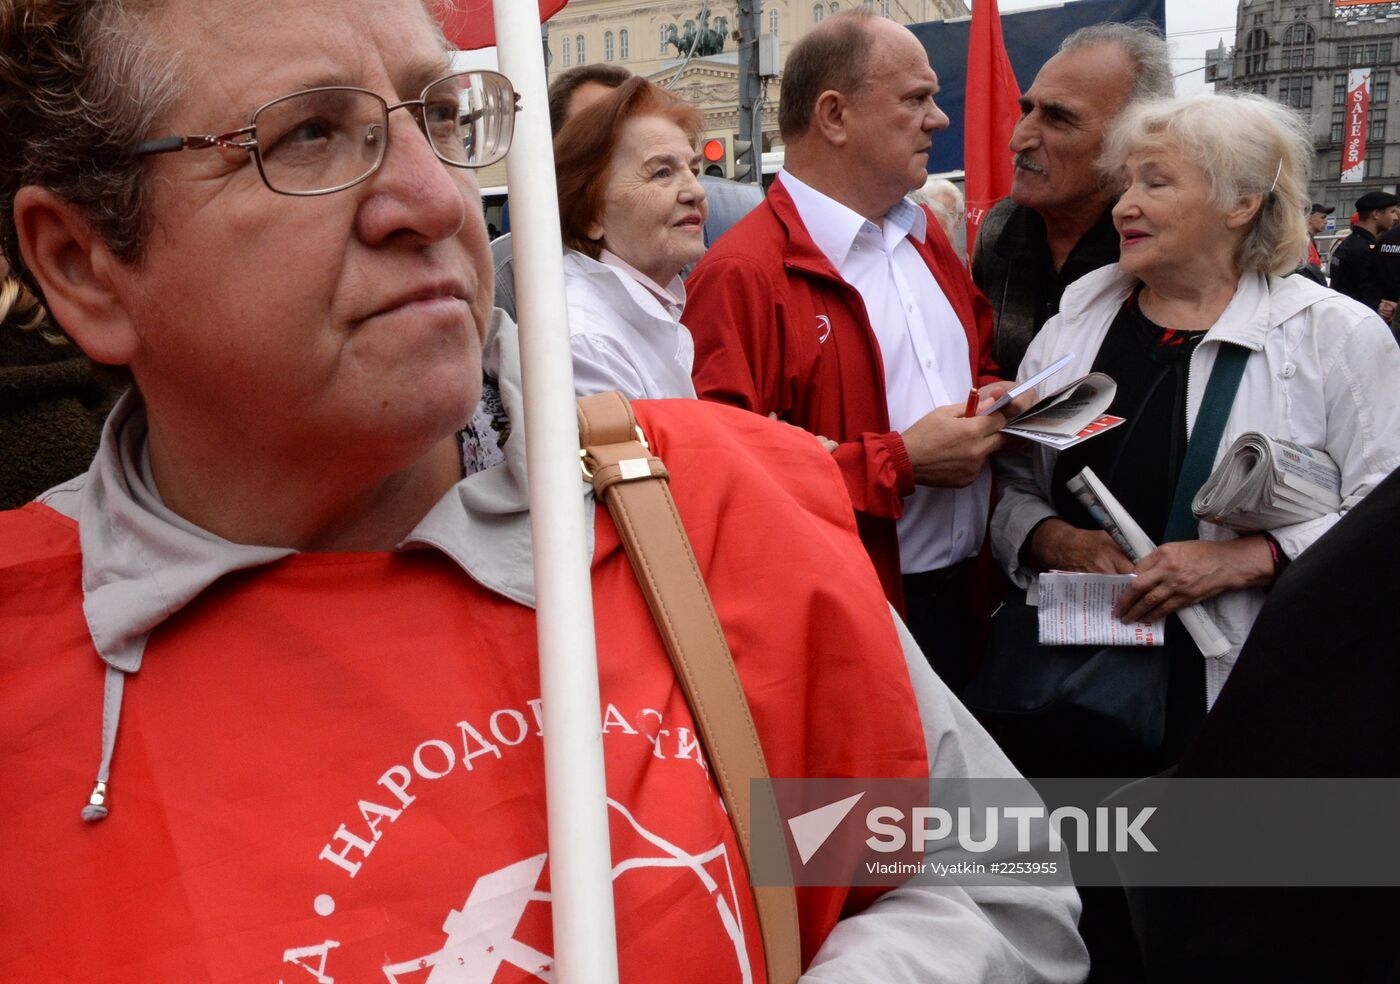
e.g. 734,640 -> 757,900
1192,433 -> 1342,532
979,353 -> 1075,416
1000,369 -> 1125,449
1037,573 -> 1164,646
1066,467 -> 1233,659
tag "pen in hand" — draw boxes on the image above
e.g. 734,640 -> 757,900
962,388 -> 979,418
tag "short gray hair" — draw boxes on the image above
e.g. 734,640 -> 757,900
778,7 -> 879,141
1060,21 -> 1174,107
1100,93 -> 1312,276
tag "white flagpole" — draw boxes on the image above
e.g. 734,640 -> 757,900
491,2 -> 621,980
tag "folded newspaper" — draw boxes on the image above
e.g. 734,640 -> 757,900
1191,432 -> 1341,532
1002,371 -> 1125,449
1066,467 -> 1233,659
1036,572 -> 1165,646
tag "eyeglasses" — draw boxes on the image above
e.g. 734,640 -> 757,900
131,70 -> 519,197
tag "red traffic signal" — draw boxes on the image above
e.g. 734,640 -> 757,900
702,138 -> 726,163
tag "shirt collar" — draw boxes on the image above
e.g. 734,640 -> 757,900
600,249 -> 687,319
57,309 -> 577,676
779,168 -> 926,270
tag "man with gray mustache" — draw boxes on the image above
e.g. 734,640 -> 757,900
972,22 -> 1173,375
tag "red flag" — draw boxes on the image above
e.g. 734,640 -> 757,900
963,0 -> 1021,248
437,0 -> 569,51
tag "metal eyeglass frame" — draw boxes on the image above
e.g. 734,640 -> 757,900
129,69 -> 521,197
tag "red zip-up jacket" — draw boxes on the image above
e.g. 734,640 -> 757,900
684,176 -> 1000,611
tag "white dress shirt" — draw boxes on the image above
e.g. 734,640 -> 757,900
781,169 -> 990,573
563,248 -> 697,400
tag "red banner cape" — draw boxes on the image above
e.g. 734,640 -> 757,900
963,0 -> 1021,248
437,0 -> 569,51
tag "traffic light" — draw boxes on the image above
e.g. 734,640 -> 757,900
702,137 -> 727,178
731,133 -> 755,183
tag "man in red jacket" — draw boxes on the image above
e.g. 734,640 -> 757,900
684,9 -> 1021,689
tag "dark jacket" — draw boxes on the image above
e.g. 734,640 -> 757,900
1377,225 -> 1400,307
1129,464 -> 1400,983
0,325 -> 118,509
1328,225 -> 1385,310
970,198 -> 1120,377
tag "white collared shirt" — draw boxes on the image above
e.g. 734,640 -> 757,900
781,168 -> 989,573
600,250 -> 687,320
562,249 -> 696,400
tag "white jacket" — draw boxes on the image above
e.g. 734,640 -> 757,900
562,249 -> 697,400
992,264 -> 1400,707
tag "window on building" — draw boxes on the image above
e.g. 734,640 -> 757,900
830,2 -> 840,11
881,0 -> 891,13
562,35 -> 570,66
1332,109 -> 1345,143
1371,106 -> 1387,142
1279,75 -> 1312,109
1341,43 -> 1382,66
813,4 -> 823,23
769,9 -> 779,36
576,34 -> 585,64
1244,28 -> 1269,75
620,29 -> 628,59
605,31 -> 614,60
1334,73 -> 1348,106
660,24 -> 669,54
1375,71 -> 1390,102
1281,23 -> 1313,68
1253,12 -> 1264,24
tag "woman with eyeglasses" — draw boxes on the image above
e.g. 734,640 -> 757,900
554,77 -> 708,399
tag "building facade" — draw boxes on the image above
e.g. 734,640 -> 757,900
476,0 -> 968,189
1214,0 -> 1399,215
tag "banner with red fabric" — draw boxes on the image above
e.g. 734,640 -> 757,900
963,0 -> 1021,247
437,0 -> 569,51
1341,68 -> 1371,184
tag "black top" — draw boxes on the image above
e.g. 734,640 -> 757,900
1329,225 -> 1384,310
1049,289 -> 1205,545
1377,225 -> 1400,307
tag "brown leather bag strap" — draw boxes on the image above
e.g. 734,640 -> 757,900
577,391 -> 802,984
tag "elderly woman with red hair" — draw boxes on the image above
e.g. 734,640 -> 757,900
555,77 -> 708,399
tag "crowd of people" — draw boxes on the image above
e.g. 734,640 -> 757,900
2,1 -> 1399,981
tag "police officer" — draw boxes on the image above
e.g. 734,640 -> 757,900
1378,216 -> 1400,337
1330,190 -> 1398,319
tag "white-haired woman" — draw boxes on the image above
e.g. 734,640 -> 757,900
910,176 -> 964,242
990,93 -> 1400,772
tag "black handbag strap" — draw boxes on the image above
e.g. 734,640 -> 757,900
1163,342 -> 1249,543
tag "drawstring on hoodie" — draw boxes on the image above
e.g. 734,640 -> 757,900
81,664 -> 126,822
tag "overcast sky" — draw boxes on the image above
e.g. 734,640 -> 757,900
991,0 -> 1238,96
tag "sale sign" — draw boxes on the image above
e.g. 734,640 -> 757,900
1342,68 -> 1372,184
